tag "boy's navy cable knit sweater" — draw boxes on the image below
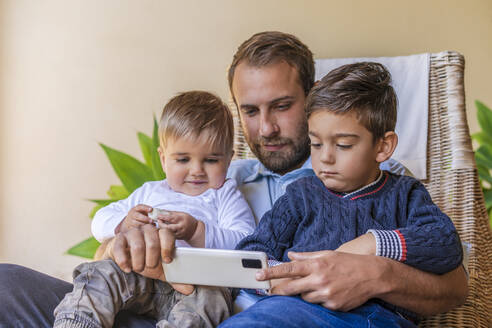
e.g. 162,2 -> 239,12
236,171 -> 463,322
237,171 -> 462,275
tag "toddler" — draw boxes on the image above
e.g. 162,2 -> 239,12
54,91 -> 255,328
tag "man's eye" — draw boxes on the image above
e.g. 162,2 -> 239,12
337,144 -> 352,149
276,103 -> 291,111
176,158 -> 189,163
242,108 -> 258,117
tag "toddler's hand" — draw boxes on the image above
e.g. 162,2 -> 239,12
115,204 -> 153,234
156,211 -> 198,241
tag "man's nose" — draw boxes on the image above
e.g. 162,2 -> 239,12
259,112 -> 279,138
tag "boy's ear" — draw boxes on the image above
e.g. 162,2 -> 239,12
375,131 -> 398,163
225,150 -> 235,166
157,146 -> 166,167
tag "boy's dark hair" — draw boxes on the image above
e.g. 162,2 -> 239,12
305,62 -> 397,141
159,91 -> 234,155
228,31 -> 315,99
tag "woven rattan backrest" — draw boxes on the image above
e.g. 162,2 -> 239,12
231,51 -> 491,327
417,52 -> 491,327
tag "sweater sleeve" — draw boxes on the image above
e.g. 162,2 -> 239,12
203,179 -> 256,249
235,182 -> 306,261
368,180 -> 462,274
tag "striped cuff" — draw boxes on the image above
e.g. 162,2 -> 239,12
268,259 -> 283,267
367,229 -> 407,262
254,260 -> 284,295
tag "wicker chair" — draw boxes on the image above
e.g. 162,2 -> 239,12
231,51 -> 492,327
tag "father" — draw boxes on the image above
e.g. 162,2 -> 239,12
0,31 -> 467,327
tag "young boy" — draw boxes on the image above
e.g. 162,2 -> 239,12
224,62 -> 463,327
54,91 -> 256,328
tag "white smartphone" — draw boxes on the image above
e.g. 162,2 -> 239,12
162,247 -> 271,289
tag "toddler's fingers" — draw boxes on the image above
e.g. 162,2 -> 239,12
163,224 -> 179,234
157,215 -> 178,224
133,212 -> 152,224
134,204 -> 153,213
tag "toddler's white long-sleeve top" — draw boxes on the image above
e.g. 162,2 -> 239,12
91,179 -> 256,249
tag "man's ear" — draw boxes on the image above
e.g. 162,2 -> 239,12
375,131 -> 398,163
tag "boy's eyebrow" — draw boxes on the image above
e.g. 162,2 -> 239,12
308,131 -> 360,138
334,133 -> 360,138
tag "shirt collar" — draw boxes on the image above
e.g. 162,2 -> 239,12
244,157 -> 313,183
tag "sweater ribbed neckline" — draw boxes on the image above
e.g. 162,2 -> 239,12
316,171 -> 391,201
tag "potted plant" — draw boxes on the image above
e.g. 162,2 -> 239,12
67,119 -> 165,258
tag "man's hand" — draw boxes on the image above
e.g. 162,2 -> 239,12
256,250 -> 468,315
105,224 -> 195,295
257,251 -> 381,311
115,204 -> 153,234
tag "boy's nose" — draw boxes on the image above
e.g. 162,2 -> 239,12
320,147 -> 335,164
190,162 -> 205,176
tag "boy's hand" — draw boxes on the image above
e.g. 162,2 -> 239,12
336,233 -> 376,255
115,204 -> 153,234
156,211 -> 198,241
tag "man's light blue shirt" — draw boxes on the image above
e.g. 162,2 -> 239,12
227,157 -> 405,224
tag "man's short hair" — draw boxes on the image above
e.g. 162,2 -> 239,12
228,31 -> 315,98
159,91 -> 234,155
305,62 -> 397,141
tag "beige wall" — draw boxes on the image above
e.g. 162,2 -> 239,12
1,0 -> 491,280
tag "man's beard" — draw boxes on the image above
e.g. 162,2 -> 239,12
246,125 -> 310,175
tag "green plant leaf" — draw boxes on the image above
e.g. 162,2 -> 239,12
153,116 -> 160,148
100,143 -> 155,193
138,132 -> 154,167
477,165 -> 492,185
151,147 -> 165,180
472,131 -> 492,148
484,189 -> 492,211
87,199 -> 116,218
151,116 -> 165,180
66,237 -> 100,259
476,100 -> 492,139
106,185 -> 129,200
475,146 -> 492,169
